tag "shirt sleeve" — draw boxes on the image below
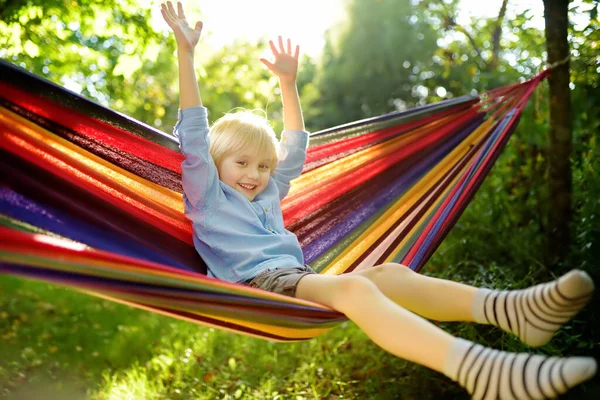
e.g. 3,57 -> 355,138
174,106 -> 225,211
272,129 -> 309,200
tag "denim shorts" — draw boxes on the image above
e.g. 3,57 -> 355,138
243,264 -> 316,297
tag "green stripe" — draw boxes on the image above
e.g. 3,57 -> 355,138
311,186 -> 411,273
309,96 -> 477,146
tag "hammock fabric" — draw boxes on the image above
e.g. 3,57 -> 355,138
0,59 -> 548,341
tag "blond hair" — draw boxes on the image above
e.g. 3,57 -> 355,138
209,110 -> 281,174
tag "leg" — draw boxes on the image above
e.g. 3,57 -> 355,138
297,273 -> 455,372
296,274 -> 597,399
354,264 -> 595,347
352,263 -> 478,321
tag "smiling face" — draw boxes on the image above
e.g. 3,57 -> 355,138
217,151 -> 272,201
208,111 -> 279,202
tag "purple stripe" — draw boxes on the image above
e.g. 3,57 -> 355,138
0,263 -> 343,319
0,186 -> 193,270
412,112 -> 522,272
311,95 -> 478,137
409,110 -> 516,268
304,115 -> 484,264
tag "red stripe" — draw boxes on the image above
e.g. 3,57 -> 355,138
1,122 -> 193,243
0,82 -> 184,173
402,84 -> 535,266
431,79 -> 541,244
401,141 -> 478,266
282,108 -> 480,225
305,104 -> 471,164
0,227 -> 207,278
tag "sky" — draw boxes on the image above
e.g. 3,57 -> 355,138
146,0 -> 572,58
148,0 -> 347,57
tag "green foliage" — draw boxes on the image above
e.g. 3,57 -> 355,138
0,0 -> 177,130
419,0 -> 547,93
307,0 -> 440,129
0,0 -> 292,135
195,40 -> 283,134
1,0 -> 600,398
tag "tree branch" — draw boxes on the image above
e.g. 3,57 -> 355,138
438,1 -> 489,70
490,0 -> 509,69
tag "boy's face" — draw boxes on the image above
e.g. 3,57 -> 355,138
217,150 -> 272,202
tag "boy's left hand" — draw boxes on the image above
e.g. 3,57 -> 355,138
260,36 -> 300,82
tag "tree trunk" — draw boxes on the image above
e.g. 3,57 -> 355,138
490,0 -> 509,69
543,0 -> 573,266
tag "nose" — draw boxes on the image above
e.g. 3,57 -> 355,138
245,167 -> 260,180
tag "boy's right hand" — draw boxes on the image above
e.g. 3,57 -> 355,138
160,1 -> 203,53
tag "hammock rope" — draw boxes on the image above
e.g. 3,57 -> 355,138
0,59 -> 549,341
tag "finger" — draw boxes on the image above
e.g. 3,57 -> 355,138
160,8 -> 176,25
287,38 -> 291,54
268,40 -> 279,55
194,21 -> 203,32
162,2 -> 174,20
294,44 -> 300,58
278,36 -> 285,53
177,1 -> 186,20
167,1 -> 177,18
163,5 -> 178,24
260,58 -> 274,70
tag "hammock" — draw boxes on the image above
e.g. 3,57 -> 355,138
0,59 -> 548,341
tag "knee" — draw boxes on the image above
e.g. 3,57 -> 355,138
330,275 -> 380,311
365,262 -> 415,281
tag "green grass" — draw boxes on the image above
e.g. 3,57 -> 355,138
2,147 -> 599,399
0,275 -> 455,399
1,258 -> 598,399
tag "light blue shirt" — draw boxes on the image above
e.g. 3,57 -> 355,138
174,106 -> 309,283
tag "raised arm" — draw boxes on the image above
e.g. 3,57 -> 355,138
161,1 -> 203,109
261,38 -> 308,199
161,1 -> 224,211
260,37 -> 305,131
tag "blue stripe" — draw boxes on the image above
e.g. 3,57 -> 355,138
0,186 -> 195,271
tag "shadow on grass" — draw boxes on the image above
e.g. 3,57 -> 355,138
1,261 -> 598,399
0,275 -> 179,397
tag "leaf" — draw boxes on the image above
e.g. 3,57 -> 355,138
228,357 -> 237,371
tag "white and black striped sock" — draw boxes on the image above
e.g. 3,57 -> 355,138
472,269 -> 594,347
444,338 -> 597,400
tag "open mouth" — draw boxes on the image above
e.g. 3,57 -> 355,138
238,183 -> 257,192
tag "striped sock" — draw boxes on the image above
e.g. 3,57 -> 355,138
444,338 -> 597,400
472,269 -> 594,347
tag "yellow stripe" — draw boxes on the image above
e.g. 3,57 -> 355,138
0,215 -> 87,243
380,120 -> 495,260
95,291 -> 338,338
288,115 -> 456,197
320,119 -> 494,275
81,290 -> 333,341
0,106 -> 184,214
381,164 -> 467,263
0,250 -> 336,310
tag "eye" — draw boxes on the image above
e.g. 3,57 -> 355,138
260,164 -> 270,170
236,161 -> 247,166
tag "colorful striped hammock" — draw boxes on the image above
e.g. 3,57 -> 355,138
0,59 -> 548,341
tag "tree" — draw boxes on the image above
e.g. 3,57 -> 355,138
308,0 -> 439,130
0,1 -> 284,133
194,40 -> 283,133
543,0 -> 573,265
0,0 -> 175,128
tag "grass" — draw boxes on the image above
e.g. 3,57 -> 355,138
1,255 -> 598,399
2,147 -> 599,399
0,275 -> 456,399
